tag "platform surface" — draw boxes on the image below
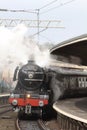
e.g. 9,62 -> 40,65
53,97 -> 87,123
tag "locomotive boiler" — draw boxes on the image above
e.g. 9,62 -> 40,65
9,60 -> 51,118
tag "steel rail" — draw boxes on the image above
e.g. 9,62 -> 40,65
17,119 -> 50,130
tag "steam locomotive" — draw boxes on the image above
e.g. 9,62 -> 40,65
9,60 -> 87,119
9,60 -> 52,118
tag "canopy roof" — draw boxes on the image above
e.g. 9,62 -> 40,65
50,34 -> 87,66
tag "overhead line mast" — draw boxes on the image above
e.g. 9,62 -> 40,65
0,0 -> 76,42
0,1 -> 63,43
36,9 -> 40,44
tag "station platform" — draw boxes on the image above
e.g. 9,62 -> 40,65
53,97 -> 87,124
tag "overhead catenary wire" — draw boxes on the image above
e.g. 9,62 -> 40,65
31,28 -> 48,37
0,1 -> 60,43
41,0 -> 76,14
35,0 -> 59,43
0,0 -> 59,14
39,0 -> 58,10
0,0 -> 58,13
39,34 -> 54,43
0,0 -> 75,43
34,0 -> 76,42
0,0 -> 76,15
0,8 -> 37,14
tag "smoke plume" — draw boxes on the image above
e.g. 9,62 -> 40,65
0,24 -> 51,79
50,72 -> 62,103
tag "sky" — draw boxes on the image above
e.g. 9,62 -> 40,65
0,0 -> 87,44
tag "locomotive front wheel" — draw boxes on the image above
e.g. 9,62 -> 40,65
18,111 -> 25,120
42,106 -> 57,120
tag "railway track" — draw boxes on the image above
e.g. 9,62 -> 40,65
1,95 -> 87,130
18,120 -> 42,130
0,103 -> 59,130
0,104 -> 18,130
17,119 -> 60,130
0,104 -> 12,115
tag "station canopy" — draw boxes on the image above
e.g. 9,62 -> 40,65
50,34 -> 87,66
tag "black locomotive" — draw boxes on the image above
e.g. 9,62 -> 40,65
9,60 -> 87,119
9,60 -> 55,119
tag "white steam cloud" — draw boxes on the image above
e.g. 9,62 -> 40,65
0,24 -> 51,78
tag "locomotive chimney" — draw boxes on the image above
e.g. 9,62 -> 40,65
28,60 -> 35,64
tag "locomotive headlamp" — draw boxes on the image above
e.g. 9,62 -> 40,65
12,99 -> 18,106
26,94 -> 31,98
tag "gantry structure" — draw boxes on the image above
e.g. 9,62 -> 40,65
0,19 -> 63,28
